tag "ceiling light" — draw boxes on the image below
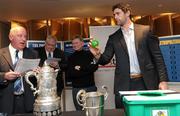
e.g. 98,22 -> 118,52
160,13 -> 175,16
63,17 -> 78,20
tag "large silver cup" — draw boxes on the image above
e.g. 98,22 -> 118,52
76,86 -> 108,116
25,63 -> 61,116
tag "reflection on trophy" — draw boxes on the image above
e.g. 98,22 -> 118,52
25,63 -> 61,116
76,86 -> 108,116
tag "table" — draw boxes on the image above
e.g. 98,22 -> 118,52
61,109 -> 124,116
10,109 -> 125,116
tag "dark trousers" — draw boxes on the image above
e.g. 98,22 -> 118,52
115,78 -> 147,109
72,85 -> 97,110
13,94 -> 26,114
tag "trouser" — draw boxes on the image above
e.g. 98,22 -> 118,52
13,94 -> 26,114
115,78 -> 147,109
72,85 -> 97,110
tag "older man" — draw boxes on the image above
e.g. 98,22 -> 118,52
0,26 -> 38,114
35,35 -> 67,96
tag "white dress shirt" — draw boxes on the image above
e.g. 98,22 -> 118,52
121,23 -> 141,75
46,51 -> 53,58
9,44 -> 23,65
9,44 -> 24,94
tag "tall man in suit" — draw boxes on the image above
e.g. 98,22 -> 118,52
35,35 -> 67,96
89,3 -> 168,108
0,26 -> 38,114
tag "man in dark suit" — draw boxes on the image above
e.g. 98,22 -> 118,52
35,35 -> 67,96
89,3 -> 168,108
0,26 -> 38,114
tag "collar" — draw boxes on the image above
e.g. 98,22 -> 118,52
9,44 -> 17,55
121,22 -> 134,31
9,44 -> 23,58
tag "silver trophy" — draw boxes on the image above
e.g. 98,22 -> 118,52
76,86 -> 108,116
25,63 -> 61,116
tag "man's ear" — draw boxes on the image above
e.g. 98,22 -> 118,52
126,10 -> 131,17
9,34 -> 13,41
81,41 -> 84,46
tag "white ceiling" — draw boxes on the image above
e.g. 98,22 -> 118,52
0,0 -> 179,21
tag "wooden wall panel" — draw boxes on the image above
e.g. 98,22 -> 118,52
172,16 -> 180,35
0,22 -> 10,48
153,15 -> 172,36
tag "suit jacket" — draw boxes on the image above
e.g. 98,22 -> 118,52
35,47 -> 67,93
0,47 -> 38,114
98,24 -> 168,94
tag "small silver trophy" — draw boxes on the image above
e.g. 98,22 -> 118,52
76,86 -> 108,116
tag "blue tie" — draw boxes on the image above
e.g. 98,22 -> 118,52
14,50 -> 19,67
48,52 -> 51,58
14,78 -> 23,95
14,50 -> 24,95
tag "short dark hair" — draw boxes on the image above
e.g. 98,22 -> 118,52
112,3 -> 131,13
72,35 -> 83,41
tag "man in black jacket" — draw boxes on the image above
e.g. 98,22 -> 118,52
67,36 -> 98,110
35,35 -> 67,96
89,3 -> 168,108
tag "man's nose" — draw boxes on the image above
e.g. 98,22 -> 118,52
22,36 -> 27,41
114,15 -> 118,20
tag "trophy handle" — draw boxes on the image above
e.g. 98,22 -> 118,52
102,85 -> 108,100
25,71 -> 39,96
54,69 -> 59,78
76,89 -> 86,109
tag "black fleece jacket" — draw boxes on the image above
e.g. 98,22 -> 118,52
67,50 -> 98,88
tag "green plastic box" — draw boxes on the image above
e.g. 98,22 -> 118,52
123,93 -> 180,116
